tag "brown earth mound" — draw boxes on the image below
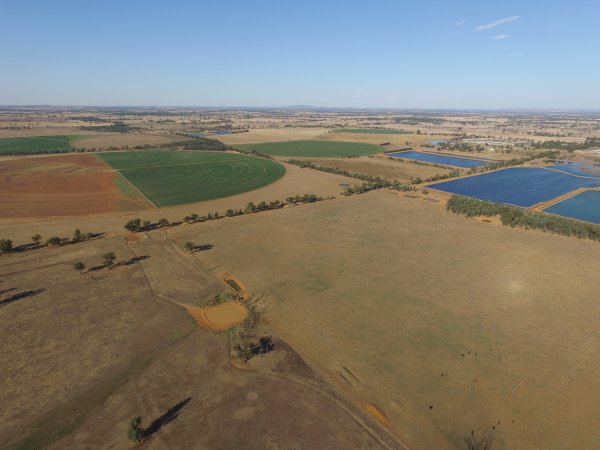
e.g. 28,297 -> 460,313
0,154 -> 150,217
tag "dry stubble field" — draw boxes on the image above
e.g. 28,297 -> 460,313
175,190 -> 600,450
300,156 -> 455,181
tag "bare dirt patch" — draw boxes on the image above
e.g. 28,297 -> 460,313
0,154 -> 150,217
186,302 -> 248,331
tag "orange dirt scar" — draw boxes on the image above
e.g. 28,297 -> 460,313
186,302 -> 248,331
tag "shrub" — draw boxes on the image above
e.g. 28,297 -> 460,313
46,236 -> 62,247
127,417 -> 144,442
124,218 -> 142,232
73,261 -> 86,273
102,252 -> 116,268
0,238 -> 13,254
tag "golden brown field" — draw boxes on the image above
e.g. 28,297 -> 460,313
0,231 -> 399,449
2,108 -> 600,449
175,190 -> 600,450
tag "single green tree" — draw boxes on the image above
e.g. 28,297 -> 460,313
158,218 -> 169,227
72,229 -> 83,243
124,218 -> 142,232
127,416 -> 144,442
73,261 -> 86,274
190,213 -> 199,222
103,252 -> 116,268
46,236 -> 61,247
0,238 -> 13,254
142,220 -> 150,230
32,234 -> 42,247
183,242 -> 195,253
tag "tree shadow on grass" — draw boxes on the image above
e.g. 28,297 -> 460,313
0,289 -> 45,307
142,397 -> 192,441
252,336 -> 275,356
87,255 -> 149,273
193,244 -> 213,252
117,255 -> 149,267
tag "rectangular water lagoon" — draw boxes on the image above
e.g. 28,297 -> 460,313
429,167 -> 600,207
388,150 -> 491,168
544,190 -> 600,224
549,162 -> 600,179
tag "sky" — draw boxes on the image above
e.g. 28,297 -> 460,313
1,0 -> 599,109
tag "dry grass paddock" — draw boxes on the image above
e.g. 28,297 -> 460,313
0,232 -> 399,449
176,190 -> 600,450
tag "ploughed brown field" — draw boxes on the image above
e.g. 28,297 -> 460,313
0,154 -> 149,217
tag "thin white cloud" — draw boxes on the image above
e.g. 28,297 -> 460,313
456,19 -> 466,26
492,34 -> 511,40
475,15 -> 520,31
508,51 -> 525,57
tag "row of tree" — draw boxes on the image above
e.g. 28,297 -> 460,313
286,158 -> 432,193
532,137 -> 600,151
342,180 -> 416,196
446,195 -> 600,241
235,148 -> 275,159
0,229 -> 92,255
474,150 -> 560,173
388,156 -> 455,171
123,194 -> 326,235
287,159 -> 392,184
163,137 -> 230,151
79,123 -> 141,133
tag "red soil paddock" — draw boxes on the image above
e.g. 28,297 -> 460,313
0,154 -> 150,218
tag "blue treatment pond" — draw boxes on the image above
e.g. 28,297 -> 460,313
429,167 -> 600,207
388,150 -> 491,168
544,190 -> 600,224
549,162 -> 600,179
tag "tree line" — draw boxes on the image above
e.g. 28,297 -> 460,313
79,123 -> 142,133
287,158 -> 459,188
122,194 -> 327,234
0,228 -> 99,255
532,137 -> 600,152
163,137 -> 230,151
446,195 -> 600,241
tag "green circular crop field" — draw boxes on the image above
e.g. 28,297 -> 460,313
97,151 -> 285,207
236,140 -> 382,158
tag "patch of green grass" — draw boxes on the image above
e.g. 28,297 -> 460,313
333,128 -> 414,135
0,135 -> 86,155
113,174 -> 145,200
97,151 -> 285,207
236,140 -> 382,158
